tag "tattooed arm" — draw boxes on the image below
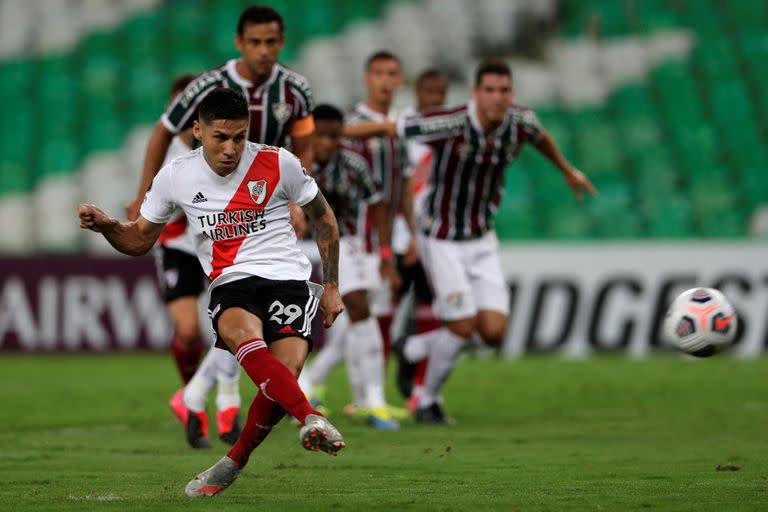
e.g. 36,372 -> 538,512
302,190 -> 344,327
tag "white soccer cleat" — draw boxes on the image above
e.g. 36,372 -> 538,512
299,414 -> 346,456
184,456 -> 241,498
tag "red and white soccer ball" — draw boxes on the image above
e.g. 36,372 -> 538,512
663,287 -> 738,357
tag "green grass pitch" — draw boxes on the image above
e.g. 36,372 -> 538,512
1,353 -> 767,511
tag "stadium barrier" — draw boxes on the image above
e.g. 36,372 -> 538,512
499,242 -> 768,358
1,243 -> 767,356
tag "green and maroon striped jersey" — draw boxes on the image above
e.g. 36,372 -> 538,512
161,59 -> 314,148
312,145 -> 380,238
398,102 -> 542,240
345,103 -> 412,233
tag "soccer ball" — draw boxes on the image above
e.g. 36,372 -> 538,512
663,287 -> 738,357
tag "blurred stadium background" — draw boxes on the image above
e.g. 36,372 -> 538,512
1,0 -> 767,354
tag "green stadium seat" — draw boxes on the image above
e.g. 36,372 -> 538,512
37,140 -> 79,179
645,199 -> 693,238
495,202 -> 537,240
126,63 -> 167,125
697,209 -> 746,238
723,1 -> 767,34
119,14 -> 164,67
543,204 -> 592,239
0,59 -> 34,98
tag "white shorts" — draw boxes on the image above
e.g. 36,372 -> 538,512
339,236 -> 381,297
418,230 -> 509,321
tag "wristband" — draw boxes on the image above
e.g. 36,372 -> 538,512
379,245 -> 394,261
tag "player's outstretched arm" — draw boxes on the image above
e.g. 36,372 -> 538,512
301,191 -> 344,327
343,121 -> 396,139
78,204 -> 165,256
533,129 -> 597,200
125,122 -> 175,221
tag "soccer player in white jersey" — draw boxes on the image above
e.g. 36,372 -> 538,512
79,88 -> 346,497
296,104 -> 400,430
346,60 -> 596,423
130,5 -> 319,448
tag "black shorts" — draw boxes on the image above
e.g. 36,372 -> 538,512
208,276 -> 323,351
154,246 -> 207,302
396,255 -> 433,304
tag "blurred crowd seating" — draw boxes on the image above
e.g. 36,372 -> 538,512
0,0 -> 765,252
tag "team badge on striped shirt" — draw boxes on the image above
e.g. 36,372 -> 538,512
271,102 -> 292,124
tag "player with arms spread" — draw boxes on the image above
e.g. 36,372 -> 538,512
79,88 -> 345,497
346,60 -> 596,423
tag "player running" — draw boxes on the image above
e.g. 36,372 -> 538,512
346,60 -> 596,423
127,4 -> 318,447
297,104 -> 399,430
391,69 -> 448,410
80,88 -> 345,497
341,50 -> 415,422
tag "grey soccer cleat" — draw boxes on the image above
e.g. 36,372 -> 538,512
299,414 -> 346,456
184,456 -> 241,498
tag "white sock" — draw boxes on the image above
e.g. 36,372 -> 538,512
403,328 -> 442,362
420,327 -> 465,408
214,349 -> 241,411
183,345 -> 220,412
300,311 -> 349,396
345,316 -> 387,409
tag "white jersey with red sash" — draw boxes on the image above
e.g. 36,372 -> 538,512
141,142 -> 318,289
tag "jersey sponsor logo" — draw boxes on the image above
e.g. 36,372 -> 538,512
197,210 -> 267,242
271,102 -> 292,124
248,179 -> 268,205
192,192 -> 207,204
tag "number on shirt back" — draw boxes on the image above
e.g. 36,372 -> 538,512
268,300 -> 302,325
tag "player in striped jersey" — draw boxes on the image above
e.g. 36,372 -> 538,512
297,105 -> 400,430
391,69 -> 448,411
344,52 -> 416,418
126,5 -> 315,234
346,60 -> 596,423
80,88 -> 346,497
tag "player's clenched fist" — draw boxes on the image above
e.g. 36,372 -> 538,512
78,204 -> 116,232
319,284 -> 344,328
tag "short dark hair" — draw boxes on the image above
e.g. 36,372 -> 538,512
169,74 -> 195,98
365,50 -> 400,71
198,88 -> 249,124
415,68 -> 447,88
475,59 -> 512,86
237,5 -> 284,36
313,104 -> 344,123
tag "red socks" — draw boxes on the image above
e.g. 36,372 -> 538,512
170,335 -> 203,384
235,339 -> 319,425
227,392 -> 285,467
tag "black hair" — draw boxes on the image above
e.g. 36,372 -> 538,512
365,50 -> 401,71
415,68 -> 447,88
169,74 -> 195,97
313,104 -> 344,123
237,5 -> 284,36
475,59 -> 512,86
198,88 -> 249,124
